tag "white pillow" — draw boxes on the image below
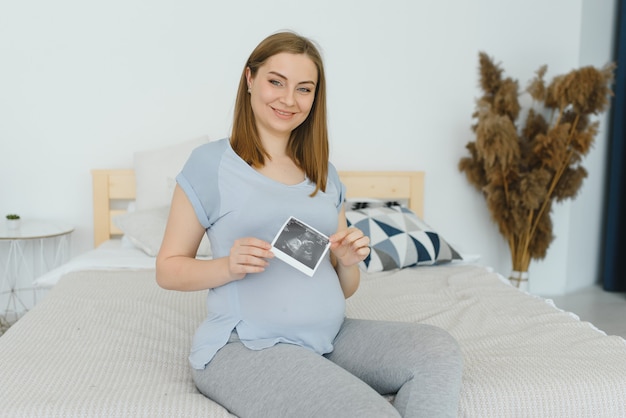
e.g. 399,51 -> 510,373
113,206 -> 212,258
134,135 -> 210,210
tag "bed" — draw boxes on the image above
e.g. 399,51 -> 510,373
1,164 -> 626,417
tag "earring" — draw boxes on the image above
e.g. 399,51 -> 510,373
247,86 -> 251,94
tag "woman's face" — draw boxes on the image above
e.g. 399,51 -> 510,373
246,52 -> 318,141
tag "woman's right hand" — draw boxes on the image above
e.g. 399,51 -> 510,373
228,237 -> 275,280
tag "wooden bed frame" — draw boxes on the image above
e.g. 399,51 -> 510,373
91,169 -> 425,247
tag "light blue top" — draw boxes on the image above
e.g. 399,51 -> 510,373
176,138 -> 346,369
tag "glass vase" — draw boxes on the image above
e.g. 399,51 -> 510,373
509,270 -> 529,292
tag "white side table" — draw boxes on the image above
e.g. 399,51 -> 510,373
0,220 -> 74,323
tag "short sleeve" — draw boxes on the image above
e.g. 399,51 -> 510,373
327,163 -> 345,212
176,140 -> 229,229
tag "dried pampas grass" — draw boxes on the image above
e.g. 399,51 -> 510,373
459,53 -> 615,286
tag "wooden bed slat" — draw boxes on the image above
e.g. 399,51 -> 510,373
108,172 -> 136,199
92,169 -> 136,247
339,171 -> 424,217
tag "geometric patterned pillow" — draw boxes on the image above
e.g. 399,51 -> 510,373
345,204 -> 462,272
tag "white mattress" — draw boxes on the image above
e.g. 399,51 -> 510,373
2,269 -> 230,418
2,249 -> 626,417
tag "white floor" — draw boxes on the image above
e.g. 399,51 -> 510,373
547,284 -> 626,339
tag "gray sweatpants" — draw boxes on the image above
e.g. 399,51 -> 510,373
192,318 -> 463,418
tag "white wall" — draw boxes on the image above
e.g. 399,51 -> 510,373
0,0 -> 617,295
565,0 -> 618,293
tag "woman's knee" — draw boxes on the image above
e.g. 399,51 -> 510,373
411,324 -> 463,371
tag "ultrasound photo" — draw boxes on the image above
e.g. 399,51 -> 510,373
271,217 -> 330,276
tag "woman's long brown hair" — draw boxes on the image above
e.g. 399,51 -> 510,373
230,31 -> 329,196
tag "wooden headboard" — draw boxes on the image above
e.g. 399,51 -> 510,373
91,169 -> 424,248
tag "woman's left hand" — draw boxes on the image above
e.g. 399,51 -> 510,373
329,227 -> 370,267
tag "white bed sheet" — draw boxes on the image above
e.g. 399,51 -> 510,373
34,239 -> 156,288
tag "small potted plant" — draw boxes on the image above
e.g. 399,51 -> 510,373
5,214 -> 21,230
